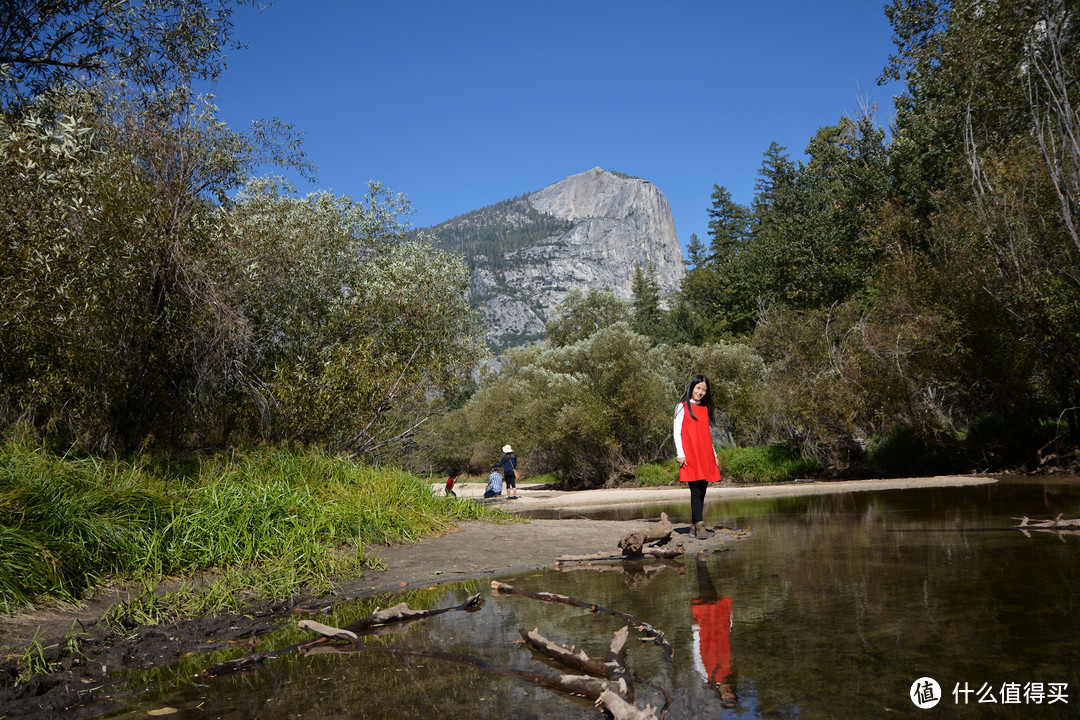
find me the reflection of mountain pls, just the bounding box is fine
[425,168,685,352]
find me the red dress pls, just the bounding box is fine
[678,402,722,483]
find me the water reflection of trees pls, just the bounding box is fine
[725,485,1080,718]
[115,483,1080,719]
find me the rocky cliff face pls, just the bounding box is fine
[427,167,685,352]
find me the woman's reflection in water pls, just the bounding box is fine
[691,554,736,707]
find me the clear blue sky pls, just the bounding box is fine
[209,1,904,253]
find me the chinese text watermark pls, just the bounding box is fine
[911,678,1069,709]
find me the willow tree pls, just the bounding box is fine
[219,180,485,458]
[0,0,251,108]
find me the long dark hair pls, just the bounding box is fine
[679,374,715,425]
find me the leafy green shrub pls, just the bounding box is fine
[634,459,680,486]
[961,412,1007,445]
[717,445,818,483]
[865,425,929,476]
[521,472,560,486]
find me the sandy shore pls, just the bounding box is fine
[440,474,997,513]
[349,474,999,596]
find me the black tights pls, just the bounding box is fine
[688,480,708,524]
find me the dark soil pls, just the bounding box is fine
[0,517,726,720]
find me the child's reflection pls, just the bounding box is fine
[691,555,736,707]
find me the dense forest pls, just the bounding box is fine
[2,1,1078,488]
[424,194,574,276]
[431,0,1080,484]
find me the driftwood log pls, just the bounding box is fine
[202,586,669,719]
[297,619,359,641]
[598,689,662,720]
[519,626,633,697]
[617,513,674,555]
[199,650,266,678]
[295,639,662,719]
[292,593,483,655]
[1013,514,1080,529]
[515,626,671,718]
[1013,515,1080,539]
[200,593,482,678]
[491,580,674,663]
[556,512,681,563]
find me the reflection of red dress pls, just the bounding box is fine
[691,597,732,683]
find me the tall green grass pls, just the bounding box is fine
[0,441,505,615]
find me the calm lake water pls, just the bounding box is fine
[106,476,1080,719]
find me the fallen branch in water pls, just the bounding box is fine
[519,626,634,699]
[491,581,674,663]
[201,594,481,678]
[372,645,661,720]
[598,689,663,720]
[1013,514,1080,540]
[297,619,358,641]
[1013,514,1080,529]
[200,650,266,678]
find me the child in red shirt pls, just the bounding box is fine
[445,471,461,497]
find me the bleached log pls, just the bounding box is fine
[597,689,661,720]
[519,629,595,670]
[297,620,358,641]
[342,593,482,633]
[617,513,674,555]
[518,626,633,700]
[203,594,486,674]
[645,544,685,559]
[641,512,674,541]
[1013,514,1080,529]
[557,674,627,699]
[606,625,629,662]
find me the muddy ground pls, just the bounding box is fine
[0,475,993,720]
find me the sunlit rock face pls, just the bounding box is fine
[428,167,685,353]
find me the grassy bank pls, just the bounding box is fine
[0,441,507,617]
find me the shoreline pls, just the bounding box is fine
[0,474,998,720]
[2,476,997,638]
[440,473,998,512]
[355,474,998,596]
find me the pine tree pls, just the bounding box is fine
[706,185,750,264]
[631,263,663,341]
[686,233,707,270]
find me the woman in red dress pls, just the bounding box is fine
[673,374,722,538]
